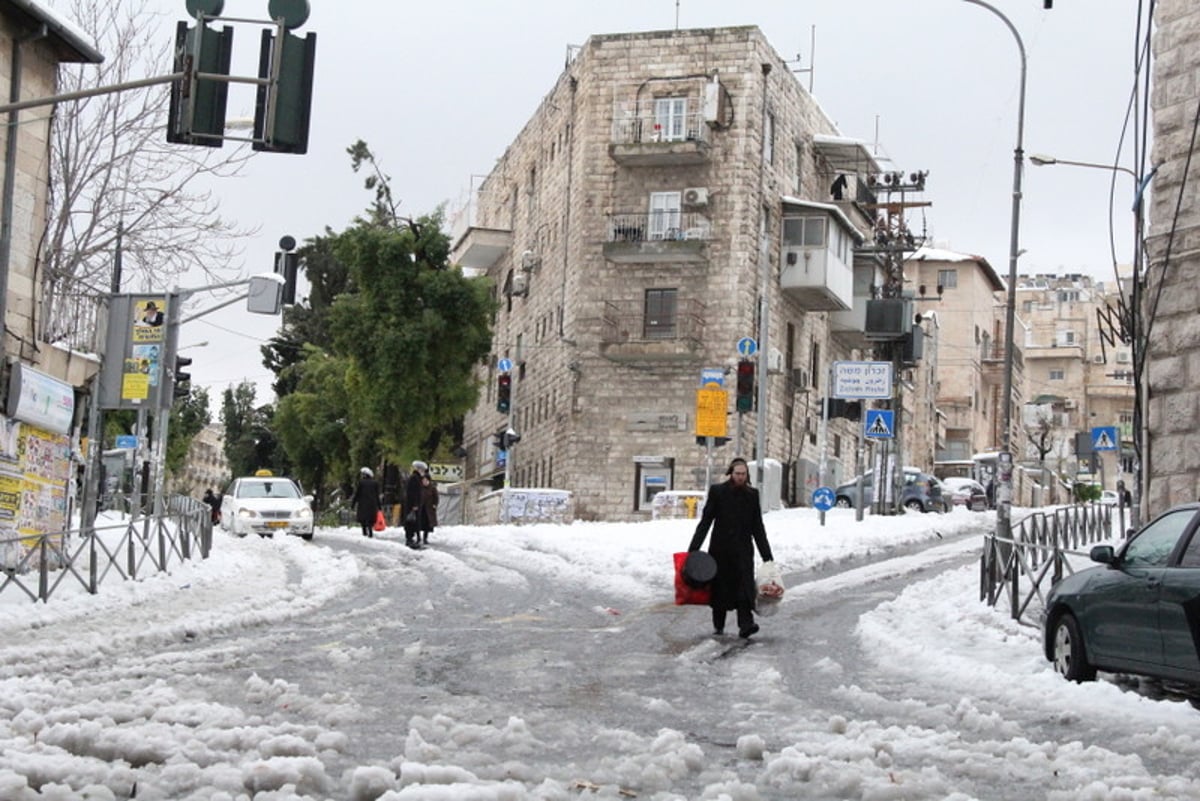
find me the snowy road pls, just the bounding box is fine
[2,509,1199,799]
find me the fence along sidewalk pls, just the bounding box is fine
[0,496,211,603]
[981,503,1114,623]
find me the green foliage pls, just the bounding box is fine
[220,383,287,477]
[260,140,496,497]
[165,387,211,475]
[1073,482,1102,503]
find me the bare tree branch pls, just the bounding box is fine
[38,0,258,346]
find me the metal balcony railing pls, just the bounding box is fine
[606,211,712,243]
[39,287,106,354]
[611,102,707,145]
[600,298,706,345]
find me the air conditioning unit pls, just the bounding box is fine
[683,187,709,207]
[1116,351,1131,363]
[1091,354,1105,364]
[790,368,809,389]
[767,347,784,374]
[1064,399,1078,410]
[511,273,529,297]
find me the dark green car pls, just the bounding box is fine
[1044,503,1200,686]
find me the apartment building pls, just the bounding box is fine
[1015,274,1134,490]
[452,26,939,521]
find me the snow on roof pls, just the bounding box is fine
[779,196,865,242]
[911,245,1005,292]
[8,0,104,64]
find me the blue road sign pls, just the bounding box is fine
[1092,426,1119,451]
[865,409,895,439]
[115,434,138,449]
[736,337,758,358]
[812,486,835,511]
[700,367,725,387]
[497,358,513,373]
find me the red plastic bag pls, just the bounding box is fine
[674,552,712,605]
[373,510,386,532]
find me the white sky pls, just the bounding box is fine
[58,1,1150,402]
[0,504,1194,799]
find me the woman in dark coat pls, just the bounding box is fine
[688,457,774,638]
[418,472,439,545]
[350,467,381,538]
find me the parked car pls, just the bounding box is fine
[1099,490,1119,506]
[941,477,989,511]
[1043,503,1200,688]
[220,474,314,540]
[834,467,946,513]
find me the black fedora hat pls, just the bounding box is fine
[682,551,717,588]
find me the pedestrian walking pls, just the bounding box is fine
[202,488,221,525]
[687,457,774,639]
[419,472,439,544]
[404,460,428,548]
[350,467,381,538]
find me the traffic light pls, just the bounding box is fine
[276,251,299,305]
[167,20,234,147]
[493,432,505,452]
[497,373,512,413]
[736,360,755,412]
[253,29,317,154]
[173,356,193,400]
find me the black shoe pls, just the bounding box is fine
[738,623,760,639]
[713,628,724,636]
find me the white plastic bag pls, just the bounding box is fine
[756,560,785,616]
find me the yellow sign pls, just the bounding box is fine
[695,388,728,437]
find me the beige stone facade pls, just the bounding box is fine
[1145,0,1200,509]
[168,423,229,500]
[454,27,941,521]
[0,5,102,390]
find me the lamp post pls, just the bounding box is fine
[962,0,1026,542]
[1028,153,1159,527]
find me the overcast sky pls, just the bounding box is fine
[95,1,1150,403]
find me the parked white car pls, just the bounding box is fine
[220,475,314,540]
[941,477,990,511]
[1099,490,1119,506]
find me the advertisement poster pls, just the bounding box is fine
[0,419,70,569]
[122,297,166,402]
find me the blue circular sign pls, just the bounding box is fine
[736,337,758,357]
[812,486,835,511]
[497,358,513,373]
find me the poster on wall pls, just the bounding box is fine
[0,418,70,570]
[6,363,74,435]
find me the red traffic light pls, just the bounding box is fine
[736,360,755,412]
[497,374,512,413]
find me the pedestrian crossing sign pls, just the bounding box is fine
[1091,426,1118,451]
[864,409,894,439]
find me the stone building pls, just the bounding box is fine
[1015,273,1133,493]
[453,26,936,521]
[168,423,229,500]
[1145,0,1200,508]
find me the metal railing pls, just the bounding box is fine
[0,496,212,603]
[600,298,706,346]
[610,102,707,145]
[39,286,106,353]
[606,211,712,243]
[980,502,1112,623]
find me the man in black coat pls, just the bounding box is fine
[350,467,381,538]
[403,460,428,548]
[688,457,774,639]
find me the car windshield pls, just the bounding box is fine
[237,480,300,500]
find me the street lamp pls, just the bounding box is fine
[1028,152,1159,527]
[961,0,1026,542]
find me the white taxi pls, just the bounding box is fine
[220,474,314,540]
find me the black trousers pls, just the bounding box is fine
[712,605,753,633]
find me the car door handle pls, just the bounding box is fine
[1146,577,1161,588]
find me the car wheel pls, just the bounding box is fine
[904,499,924,512]
[301,533,313,541]
[1052,613,1097,682]
[835,496,852,508]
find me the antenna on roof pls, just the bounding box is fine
[675,0,680,30]
[785,25,816,94]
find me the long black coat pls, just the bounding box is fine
[350,476,381,525]
[688,480,774,611]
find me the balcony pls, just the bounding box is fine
[598,299,706,363]
[609,103,710,167]
[980,342,1024,386]
[602,212,711,264]
[451,226,513,271]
